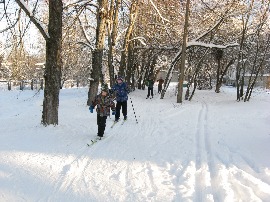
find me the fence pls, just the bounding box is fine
[0,79,44,91]
[0,79,89,90]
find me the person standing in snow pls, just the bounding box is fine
[111,76,129,122]
[89,84,115,140]
[146,76,155,99]
[157,76,164,94]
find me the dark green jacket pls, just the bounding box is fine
[147,79,154,88]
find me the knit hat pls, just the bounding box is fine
[101,83,109,92]
[117,76,123,81]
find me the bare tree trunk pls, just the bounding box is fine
[8,81,11,90]
[240,69,245,99]
[87,0,108,105]
[160,52,181,99]
[42,0,63,125]
[119,0,139,77]
[236,0,254,101]
[177,0,190,103]
[215,58,221,93]
[216,58,234,93]
[244,48,258,102]
[188,49,209,101]
[245,34,270,101]
[137,51,147,90]
[126,42,134,85]
[189,75,198,101]
[108,0,120,87]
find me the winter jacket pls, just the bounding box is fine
[91,94,115,117]
[112,82,129,102]
[147,79,155,88]
[157,79,164,86]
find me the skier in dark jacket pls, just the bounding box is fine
[157,77,164,94]
[111,76,129,122]
[146,77,155,99]
[89,84,115,139]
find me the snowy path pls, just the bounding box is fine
[0,85,270,201]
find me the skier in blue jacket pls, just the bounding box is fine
[111,76,129,122]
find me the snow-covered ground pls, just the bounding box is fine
[0,83,270,202]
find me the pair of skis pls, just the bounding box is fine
[87,137,104,146]
[110,119,127,128]
[87,119,127,146]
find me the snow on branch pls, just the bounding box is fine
[149,0,170,23]
[129,37,146,46]
[77,14,94,51]
[187,41,239,49]
[77,41,94,50]
[63,0,98,9]
[15,0,50,40]
[192,17,224,42]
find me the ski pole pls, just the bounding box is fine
[129,96,138,124]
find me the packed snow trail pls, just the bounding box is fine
[0,84,270,201]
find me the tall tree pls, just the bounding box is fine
[213,48,235,93]
[244,34,270,101]
[119,0,140,78]
[107,0,120,87]
[42,0,63,125]
[87,0,108,105]
[235,0,254,101]
[177,0,190,103]
[15,0,63,125]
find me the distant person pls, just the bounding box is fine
[157,77,164,94]
[146,76,155,99]
[111,76,129,122]
[89,84,115,140]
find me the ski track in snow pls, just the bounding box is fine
[0,85,270,201]
[194,100,220,202]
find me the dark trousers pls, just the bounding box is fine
[147,87,153,97]
[97,115,107,137]
[115,101,127,119]
[158,85,162,93]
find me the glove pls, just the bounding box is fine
[112,110,116,115]
[89,106,94,113]
[109,89,113,94]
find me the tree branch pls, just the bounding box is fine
[15,0,50,41]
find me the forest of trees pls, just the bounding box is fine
[0,0,269,125]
